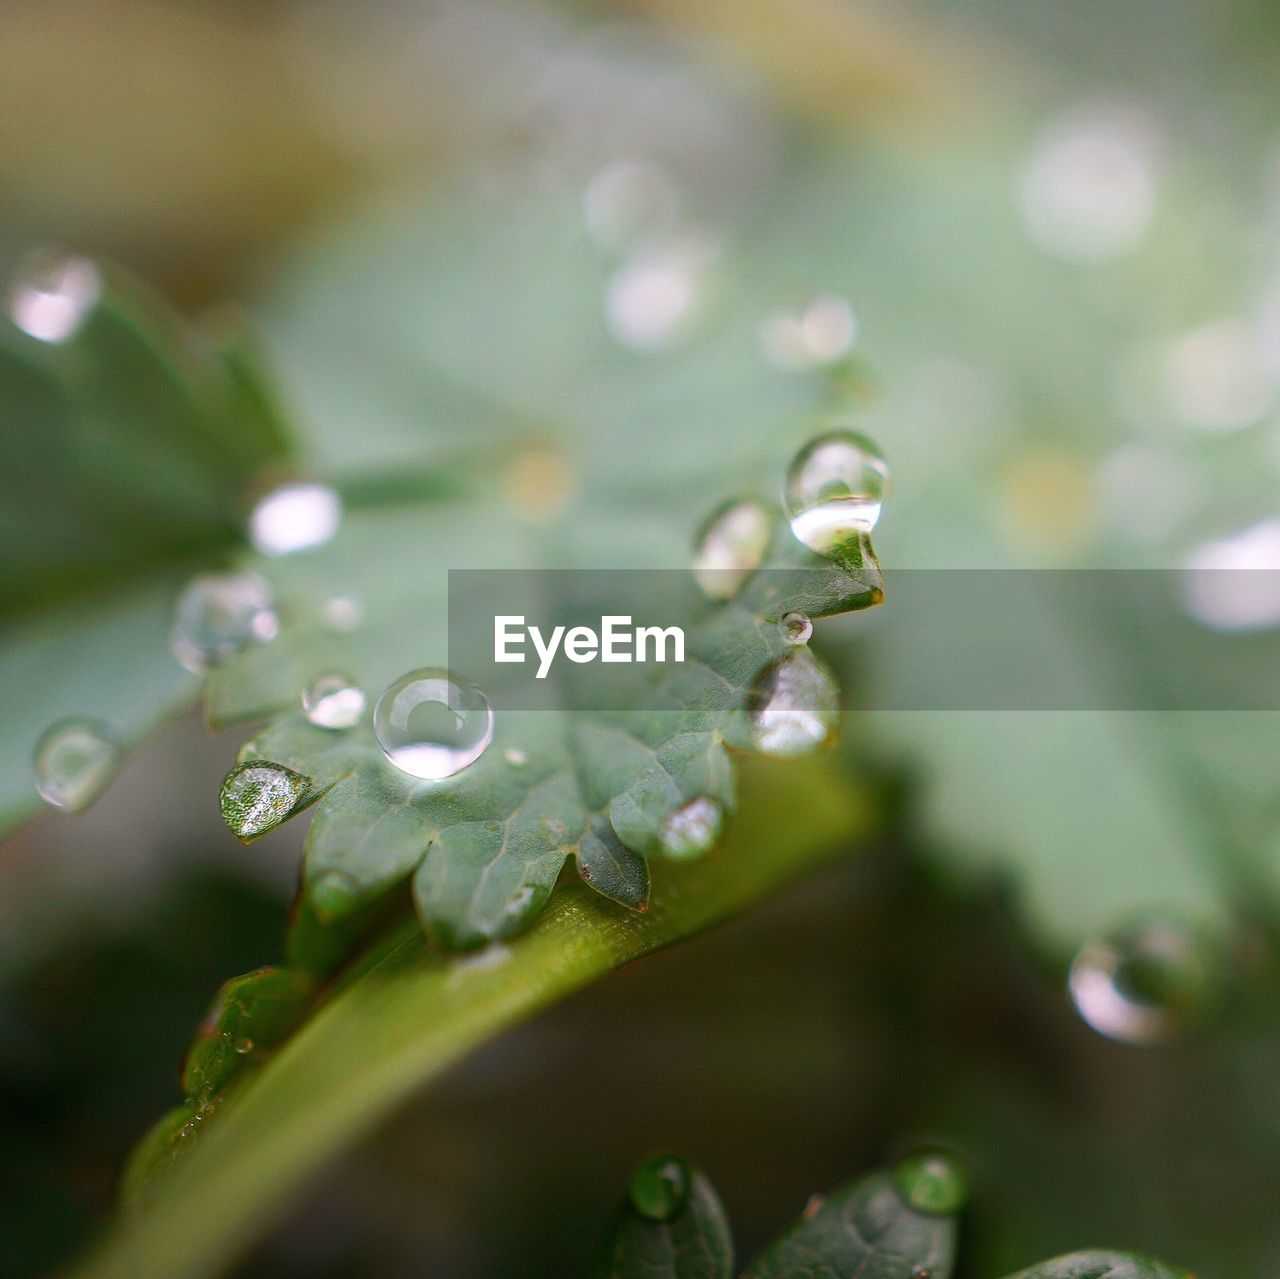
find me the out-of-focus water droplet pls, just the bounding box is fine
[1069,920,1215,1045]
[34,718,120,812]
[302,672,366,729]
[1096,444,1199,545]
[748,649,839,756]
[583,158,678,251]
[893,1149,968,1215]
[504,747,528,768]
[171,573,277,674]
[373,668,494,781]
[320,595,362,633]
[629,1153,690,1222]
[1021,103,1160,262]
[785,430,888,554]
[760,294,857,370]
[1164,318,1274,433]
[659,796,724,859]
[219,761,309,840]
[779,610,812,645]
[248,482,342,556]
[605,231,716,351]
[7,253,102,343]
[233,1037,254,1055]
[310,870,358,922]
[692,499,772,600]
[1182,519,1280,632]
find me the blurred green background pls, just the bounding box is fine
[4,0,1280,1275]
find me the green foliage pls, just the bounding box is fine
[595,1154,1187,1279]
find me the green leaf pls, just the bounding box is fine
[70,754,871,1279]
[0,263,292,833]
[591,1157,733,1279]
[1000,1252,1192,1279]
[741,1165,960,1279]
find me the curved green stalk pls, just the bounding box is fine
[71,754,871,1279]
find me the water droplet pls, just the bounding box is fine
[1069,921,1215,1045]
[784,430,888,555]
[659,796,724,859]
[248,482,342,556]
[373,668,494,781]
[692,499,773,600]
[605,231,716,351]
[504,747,528,768]
[779,610,812,645]
[170,573,277,674]
[583,158,678,251]
[1182,519,1280,632]
[749,649,839,756]
[629,1153,690,1221]
[220,761,309,840]
[760,294,857,370]
[233,1037,254,1055]
[302,672,366,729]
[33,718,120,812]
[1165,318,1273,433]
[893,1149,968,1215]
[7,253,101,343]
[1021,102,1160,262]
[320,595,363,633]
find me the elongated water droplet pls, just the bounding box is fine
[302,672,365,729]
[779,610,812,645]
[659,796,724,859]
[220,761,309,840]
[373,668,493,781]
[248,482,342,556]
[760,294,857,369]
[749,649,838,756]
[893,1149,968,1215]
[692,499,772,600]
[34,718,120,812]
[785,430,888,554]
[7,253,101,343]
[629,1153,691,1221]
[171,574,277,674]
[1069,921,1214,1045]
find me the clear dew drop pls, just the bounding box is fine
[659,796,724,859]
[248,482,342,556]
[759,293,857,370]
[7,253,102,343]
[779,610,813,645]
[373,668,494,781]
[893,1148,969,1216]
[629,1153,691,1222]
[219,761,309,840]
[784,430,889,555]
[170,573,278,674]
[1069,920,1214,1046]
[302,672,366,730]
[33,718,120,812]
[749,649,839,757]
[233,1037,254,1055]
[692,499,773,600]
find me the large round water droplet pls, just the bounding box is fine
[7,253,101,343]
[248,482,342,556]
[302,672,366,730]
[893,1149,968,1215]
[784,430,888,554]
[748,650,838,756]
[373,669,494,781]
[692,499,773,600]
[171,574,277,674]
[1069,920,1214,1045]
[34,718,120,812]
[659,796,724,859]
[629,1153,691,1221]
